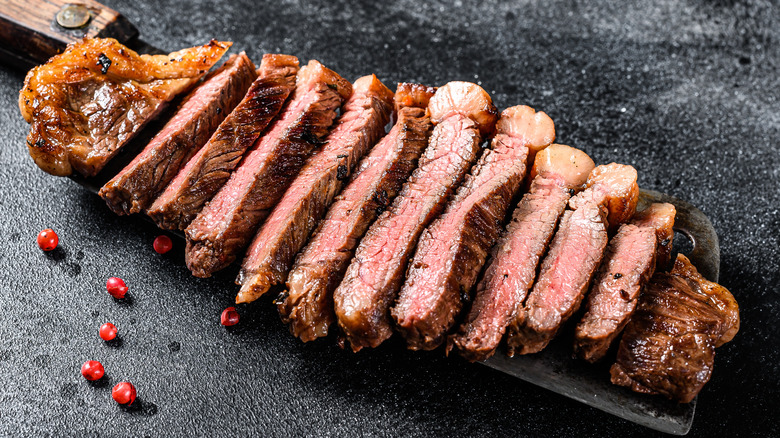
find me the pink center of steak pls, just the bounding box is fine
[573,224,656,362]
[334,114,482,351]
[235,76,393,302]
[509,203,608,355]
[448,176,571,361]
[146,54,298,230]
[185,62,349,279]
[99,53,256,215]
[280,107,432,342]
[391,129,531,350]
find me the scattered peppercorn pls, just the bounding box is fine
[153,235,173,254]
[81,360,105,381]
[99,323,118,341]
[106,277,128,299]
[220,307,239,326]
[37,228,59,251]
[112,381,136,405]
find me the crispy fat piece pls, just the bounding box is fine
[20,37,231,177]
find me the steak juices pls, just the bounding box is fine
[20,37,740,404]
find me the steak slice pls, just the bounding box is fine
[99,53,257,215]
[280,84,435,342]
[236,75,394,304]
[186,60,352,279]
[448,144,595,362]
[610,254,739,403]
[391,106,555,351]
[20,38,230,177]
[147,54,299,230]
[333,81,497,351]
[631,202,677,269]
[573,202,676,363]
[508,163,638,355]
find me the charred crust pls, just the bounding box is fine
[273,291,289,305]
[97,53,111,74]
[336,164,348,181]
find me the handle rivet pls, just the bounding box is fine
[56,4,92,29]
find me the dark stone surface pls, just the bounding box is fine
[0,0,777,436]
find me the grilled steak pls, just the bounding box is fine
[147,54,299,230]
[186,60,352,279]
[631,202,676,269]
[99,53,257,215]
[20,38,230,177]
[508,163,638,355]
[280,84,435,342]
[392,106,555,351]
[334,82,497,351]
[393,82,437,115]
[574,202,676,363]
[448,144,595,361]
[236,75,394,303]
[569,163,640,231]
[610,254,739,403]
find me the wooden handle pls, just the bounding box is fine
[0,0,138,67]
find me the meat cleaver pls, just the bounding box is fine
[0,0,707,434]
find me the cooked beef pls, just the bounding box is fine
[20,38,230,177]
[610,254,739,403]
[147,54,299,230]
[448,144,595,361]
[393,82,437,115]
[666,254,740,347]
[508,204,609,354]
[569,163,640,231]
[280,85,434,342]
[185,60,352,279]
[631,202,677,269]
[333,82,497,351]
[391,106,554,351]
[99,53,257,215]
[235,75,394,303]
[574,202,676,363]
[508,163,639,355]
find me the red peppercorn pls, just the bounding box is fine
[99,323,118,341]
[153,235,173,254]
[81,360,105,381]
[37,228,59,251]
[106,277,128,299]
[220,307,239,326]
[112,381,136,405]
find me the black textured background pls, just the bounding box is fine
[1,0,778,436]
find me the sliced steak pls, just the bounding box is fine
[631,202,676,269]
[280,85,434,342]
[99,53,257,215]
[507,204,609,354]
[236,75,394,304]
[186,60,352,279]
[20,38,231,177]
[574,202,676,363]
[610,254,739,403]
[569,163,640,231]
[391,106,554,351]
[147,54,299,230]
[447,144,595,362]
[393,82,437,115]
[508,163,638,355]
[333,82,497,352]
